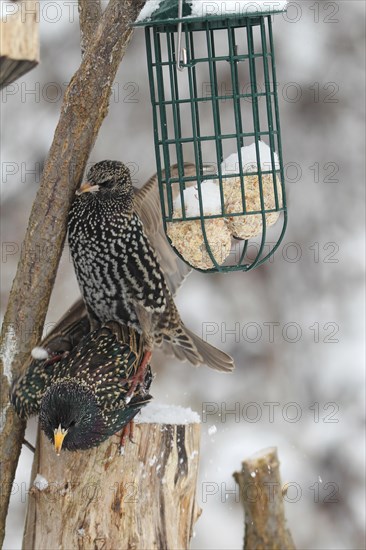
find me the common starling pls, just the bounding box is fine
[12,313,152,453]
[68,161,234,385]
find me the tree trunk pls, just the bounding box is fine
[233,447,296,550]
[23,418,201,549]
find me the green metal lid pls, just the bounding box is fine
[134,0,287,27]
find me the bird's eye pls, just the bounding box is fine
[68,420,77,428]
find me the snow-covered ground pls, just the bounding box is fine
[1,1,365,549]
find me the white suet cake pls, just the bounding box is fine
[221,142,283,239]
[167,180,232,269]
[167,215,231,270]
[166,143,283,267]
[222,173,282,239]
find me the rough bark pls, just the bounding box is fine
[0,1,146,544]
[0,0,39,88]
[233,447,296,550]
[78,0,102,57]
[23,422,201,550]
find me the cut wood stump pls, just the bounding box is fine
[0,0,39,88]
[234,447,296,550]
[23,408,201,550]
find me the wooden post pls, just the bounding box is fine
[233,447,296,550]
[0,0,39,88]
[23,412,201,549]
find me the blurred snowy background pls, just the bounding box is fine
[1,1,365,548]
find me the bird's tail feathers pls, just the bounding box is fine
[162,326,234,372]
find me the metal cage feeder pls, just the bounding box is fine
[135,1,288,273]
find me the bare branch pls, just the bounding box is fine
[78,0,102,56]
[0,0,146,543]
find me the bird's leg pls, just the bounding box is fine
[43,351,69,369]
[119,420,135,454]
[125,350,152,401]
[127,306,154,399]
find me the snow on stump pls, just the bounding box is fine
[23,404,201,550]
[233,447,296,550]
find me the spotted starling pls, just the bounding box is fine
[12,309,152,453]
[68,161,234,380]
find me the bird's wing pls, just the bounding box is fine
[58,322,152,413]
[156,296,235,373]
[134,163,195,296]
[59,325,135,381]
[98,322,153,415]
[11,300,89,419]
[159,331,234,372]
[41,299,90,353]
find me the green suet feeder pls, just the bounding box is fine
[135,0,288,273]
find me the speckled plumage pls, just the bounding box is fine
[69,189,166,330]
[12,320,152,451]
[68,161,234,372]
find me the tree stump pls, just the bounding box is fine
[0,0,39,88]
[233,447,296,550]
[23,406,201,550]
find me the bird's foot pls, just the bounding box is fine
[125,350,152,402]
[119,421,135,454]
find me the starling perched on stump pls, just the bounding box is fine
[12,312,152,453]
[68,161,234,384]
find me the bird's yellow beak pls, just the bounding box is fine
[76,182,100,196]
[54,424,68,455]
